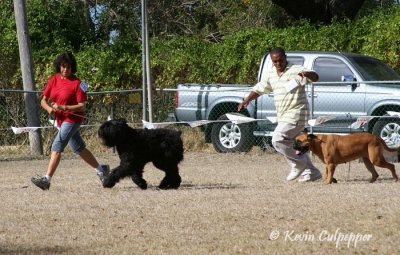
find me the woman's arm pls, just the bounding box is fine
[52,102,86,112]
[40,96,55,115]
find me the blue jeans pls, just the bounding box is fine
[51,122,86,154]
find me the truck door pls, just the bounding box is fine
[310,57,365,133]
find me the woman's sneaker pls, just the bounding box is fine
[31,174,50,190]
[97,165,110,183]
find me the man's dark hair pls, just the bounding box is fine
[269,47,286,57]
[53,52,77,74]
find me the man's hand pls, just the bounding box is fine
[238,91,259,111]
[237,101,248,111]
[298,71,319,82]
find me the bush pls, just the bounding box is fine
[7,6,400,91]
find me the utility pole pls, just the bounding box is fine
[141,0,153,123]
[13,0,43,155]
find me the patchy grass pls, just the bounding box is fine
[0,151,399,254]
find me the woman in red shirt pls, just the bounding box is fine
[31,52,109,190]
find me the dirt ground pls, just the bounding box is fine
[0,150,399,255]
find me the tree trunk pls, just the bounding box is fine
[13,0,43,156]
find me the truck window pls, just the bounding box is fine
[348,55,400,81]
[313,57,354,82]
[287,56,304,66]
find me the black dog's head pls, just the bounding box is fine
[293,129,317,155]
[98,118,130,147]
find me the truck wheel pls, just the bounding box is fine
[372,117,400,148]
[211,113,254,153]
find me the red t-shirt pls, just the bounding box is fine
[42,74,87,126]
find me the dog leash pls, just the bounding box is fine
[53,110,108,126]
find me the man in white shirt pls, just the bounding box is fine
[238,47,321,182]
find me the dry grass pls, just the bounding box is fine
[1,151,400,255]
[180,126,214,152]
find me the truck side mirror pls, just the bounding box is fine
[341,75,358,91]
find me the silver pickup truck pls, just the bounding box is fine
[174,51,400,153]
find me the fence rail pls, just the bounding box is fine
[2,80,400,158]
[0,89,175,159]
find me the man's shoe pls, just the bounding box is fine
[286,168,306,181]
[97,164,110,183]
[31,174,50,190]
[298,170,322,182]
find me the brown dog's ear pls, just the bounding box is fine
[303,128,308,133]
[307,134,316,140]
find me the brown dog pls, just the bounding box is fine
[293,131,399,184]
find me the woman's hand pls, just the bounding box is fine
[51,103,66,111]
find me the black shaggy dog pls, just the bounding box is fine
[98,118,184,190]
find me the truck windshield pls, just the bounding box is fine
[348,55,400,81]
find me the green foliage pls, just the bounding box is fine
[150,31,267,86]
[353,8,400,69]
[0,1,19,88]
[76,40,142,91]
[148,6,400,88]
[2,3,400,91]
[27,0,94,52]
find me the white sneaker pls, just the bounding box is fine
[286,168,306,181]
[97,164,110,183]
[298,170,322,182]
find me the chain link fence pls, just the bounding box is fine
[0,89,182,160]
[2,81,400,159]
[173,81,400,153]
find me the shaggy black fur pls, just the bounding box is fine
[98,118,184,190]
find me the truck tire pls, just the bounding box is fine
[211,113,254,153]
[372,117,400,148]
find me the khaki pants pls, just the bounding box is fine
[272,122,319,174]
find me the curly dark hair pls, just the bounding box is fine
[53,52,77,74]
[269,47,286,57]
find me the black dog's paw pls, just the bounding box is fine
[131,177,148,190]
[158,183,181,190]
[102,177,116,188]
[136,181,148,190]
[158,177,181,190]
